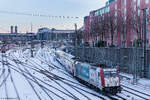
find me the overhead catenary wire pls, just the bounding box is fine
[0,10,80,19]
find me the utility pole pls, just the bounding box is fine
[74,23,77,58]
[142,8,147,78]
[31,22,33,33]
[133,47,138,84]
[31,39,34,57]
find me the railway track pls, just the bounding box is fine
[7,59,66,99]
[55,60,125,100]
[8,64,66,100]
[10,51,109,100]
[34,49,128,100]
[0,53,20,100]
[122,84,150,97]
[35,53,108,99]
[1,48,118,100]
[7,56,103,100]
[43,71,106,100]
[122,85,150,100]
[34,50,124,100]
[6,53,44,100]
[8,54,83,100]
[0,68,5,80]
[6,47,150,100]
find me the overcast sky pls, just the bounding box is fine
[0,0,107,33]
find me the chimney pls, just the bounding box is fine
[15,26,18,33]
[11,26,13,33]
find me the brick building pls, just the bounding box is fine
[84,0,150,47]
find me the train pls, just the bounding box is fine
[0,45,9,53]
[0,44,16,53]
[56,50,122,95]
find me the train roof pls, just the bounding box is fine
[56,50,74,59]
[90,63,110,68]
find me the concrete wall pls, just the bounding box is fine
[69,47,150,78]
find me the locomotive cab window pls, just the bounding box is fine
[104,71,117,78]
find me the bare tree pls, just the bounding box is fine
[90,11,117,46]
[90,15,108,46]
[120,13,127,46]
[98,14,109,41]
[132,10,142,39]
[106,11,117,46]
[90,16,99,42]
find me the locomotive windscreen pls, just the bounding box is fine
[104,71,117,78]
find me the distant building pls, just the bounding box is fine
[0,32,36,44]
[37,27,51,40]
[37,27,75,42]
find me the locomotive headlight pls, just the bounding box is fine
[107,84,109,87]
[104,78,109,87]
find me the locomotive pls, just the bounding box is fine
[56,50,121,95]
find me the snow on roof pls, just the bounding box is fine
[52,30,75,34]
[37,27,75,34]
[56,50,74,59]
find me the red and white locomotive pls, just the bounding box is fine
[56,50,121,95]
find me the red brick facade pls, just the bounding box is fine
[84,0,150,47]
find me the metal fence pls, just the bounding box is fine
[67,47,150,79]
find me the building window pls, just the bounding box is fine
[147,8,149,14]
[146,8,149,24]
[122,0,126,6]
[137,0,140,6]
[134,5,136,11]
[146,0,149,4]
[115,11,117,17]
[106,7,108,12]
[115,4,117,10]
[138,9,140,16]
[115,18,117,24]
[124,0,126,6]
[108,6,110,12]
[124,16,126,21]
[124,8,126,15]
[102,9,104,14]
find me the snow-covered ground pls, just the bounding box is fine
[0,46,109,100]
[120,72,150,100]
[0,45,150,100]
[120,72,150,91]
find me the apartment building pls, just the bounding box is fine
[84,0,150,47]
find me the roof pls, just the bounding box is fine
[52,30,75,34]
[37,27,75,34]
